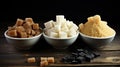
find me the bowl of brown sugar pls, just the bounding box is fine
[4,18,42,50]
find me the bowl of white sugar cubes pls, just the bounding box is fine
[43,15,79,49]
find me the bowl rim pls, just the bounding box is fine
[43,31,79,40]
[79,31,116,39]
[4,30,42,40]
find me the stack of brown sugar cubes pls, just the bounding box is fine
[7,18,41,38]
[27,57,55,67]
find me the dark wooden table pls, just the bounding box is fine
[0,22,120,67]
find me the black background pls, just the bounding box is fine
[0,0,119,31]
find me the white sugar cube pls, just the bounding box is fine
[68,28,77,37]
[52,22,56,27]
[70,24,78,31]
[44,28,48,34]
[61,27,69,33]
[50,32,58,38]
[54,25,61,33]
[59,31,67,38]
[44,28,56,36]
[61,23,69,33]
[61,21,67,28]
[56,15,67,27]
[44,28,51,36]
[56,15,65,23]
[66,21,74,29]
[44,20,54,29]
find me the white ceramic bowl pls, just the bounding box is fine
[79,31,116,49]
[43,32,79,49]
[4,30,42,50]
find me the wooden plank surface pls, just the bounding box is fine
[0,51,120,66]
[1,36,120,67]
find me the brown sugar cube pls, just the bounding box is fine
[27,35,33,38]
[27,57,36,63]
[25,18,34,25]
[40,57,47,62]
[40,61,48,67]
[16,26,25,33]
[47,57,55,63]
[8,27,12,30]
[19,32,27,38]
[26,29,32,35]
[8,26,16,31]
[15,18,24,26]
[35,30,41,35]
[31,30,36,35]
[32,23,40,30]
[23,22,32,29]
[7,30,17,37]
